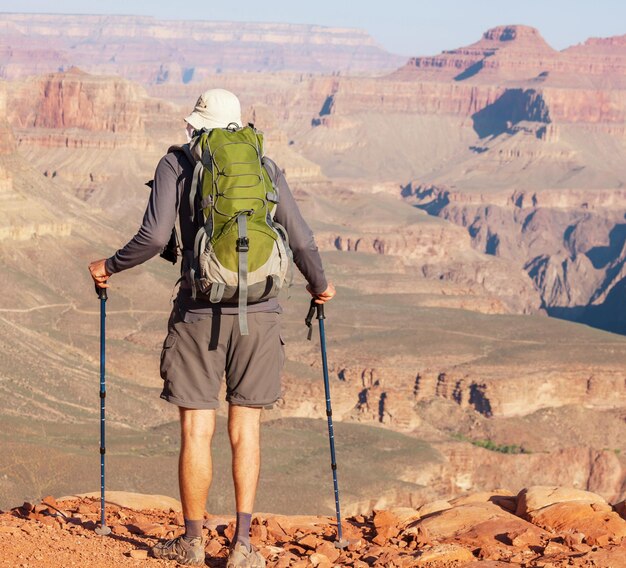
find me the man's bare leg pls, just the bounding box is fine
[179,407,216,526]
[152,408,214,564]
[228,405,262,549]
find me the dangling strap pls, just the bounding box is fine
[236,213,250,336]
[189,160,203,224]
[274,221,294,290]
[189,267,197,301]
[210,283,225,303]
[169,277,184,305]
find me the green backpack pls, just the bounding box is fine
[181,124,290,335]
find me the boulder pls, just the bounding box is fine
[515,486,607,517]
[528,501,626,546]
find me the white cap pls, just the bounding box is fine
[185,88,242,131]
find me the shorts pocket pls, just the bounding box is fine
[160,332,179,377]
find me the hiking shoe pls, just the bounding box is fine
[226,542,265,568]
[151,535,205,566]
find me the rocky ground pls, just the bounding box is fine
[1,487,626,567]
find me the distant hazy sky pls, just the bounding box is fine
[1,0,624,56]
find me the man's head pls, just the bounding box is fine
[185,88,242,133]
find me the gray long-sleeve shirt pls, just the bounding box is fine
[106,150,327,317]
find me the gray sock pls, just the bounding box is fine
[184,518,203,539]
[234,512,252,549]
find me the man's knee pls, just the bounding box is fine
[228,405,261,445]
[180,407,216,440]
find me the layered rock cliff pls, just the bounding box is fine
[8,68,149,148]
[397,25,626,88]
[0,13,405,81]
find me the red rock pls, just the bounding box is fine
[507,527,543,548]
[250,523,268,543]
[285,544,307,555]
[407,502,544,542]
[372,509,403,544]
[110,524,130,536]
[372,533,388,546]
[563,531,585,546]
[129,549,148,559]
[41,495,57,508]
[309,553,331,568]
[205,539,223,556]
[516,486,607,518]
[203,515,231,533]
[476,544,502,560]
[528,501,626,546]
[409,525,431,547]
[297,533,321,550]
[37,516,56,527]
[224,521,236,543]
[416,500,451,517]
[416,543,475,564]
[589,533,611,547]
[125,521,164,536]
[273,557,293,568]
[336,552,352,565]
[266,517,288,541]
[347,537,363,551]
[542,540,570,556]
[373,550,403,567]
[315,540,341,563]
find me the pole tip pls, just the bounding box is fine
[95,525,112,536]
[334,539,349,549]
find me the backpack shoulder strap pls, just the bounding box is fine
[168,144,197,168]
[169,143,205,225]
[261,156,280,204]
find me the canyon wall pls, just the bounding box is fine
[0,14,406,81]
[397,25,626,87]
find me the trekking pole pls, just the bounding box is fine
[306,299,348,549]
[94,285,111,536]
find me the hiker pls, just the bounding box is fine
[88,88,335,567]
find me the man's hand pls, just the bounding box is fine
[307,282,336,304]
[89,258,111,289]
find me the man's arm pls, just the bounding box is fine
[89,155,179,287]
[269,159,335,303]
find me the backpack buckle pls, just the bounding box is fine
[236,237,250,252]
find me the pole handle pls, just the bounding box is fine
[305,299,326,340]
[95,284,108,301]
[315,302,325,320]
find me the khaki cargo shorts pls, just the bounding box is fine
[159,305,284,409]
